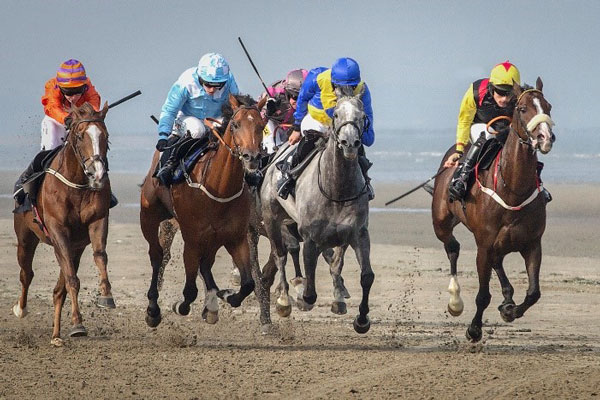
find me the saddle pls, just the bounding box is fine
[153,136,215,186]
[14,146,63,214]
[476,137,504,171]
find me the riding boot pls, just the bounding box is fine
[276,157,294,200]
[537,161,552,203]
[13,160,37,206]
[109,192,119,208]
[155,136,181,186]
[448,136,486,202]
[358,154,375,201]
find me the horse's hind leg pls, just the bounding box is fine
[51,270,67,346]
[13,222,39,318]
[351,227,374,334]
[158,219,179,291]
[493,256,517,322]
[466,248,493,342]
[433,214,464,317]
[88,218,115,309]
[140,204,166,328]
[298,239,320,312]
[172,242,200,317]
[247,226,271,327]
[323,246,349,315]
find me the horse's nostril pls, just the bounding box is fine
[353,140,360,148]
[341,140,348,147]
[551,133,556,143]
[242,154,251,161]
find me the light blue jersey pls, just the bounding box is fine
[158,67,239,137]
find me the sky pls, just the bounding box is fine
[1,0,599,142]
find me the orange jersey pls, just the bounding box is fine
[41,78,101,124]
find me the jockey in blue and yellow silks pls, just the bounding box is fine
[277,57,376,200]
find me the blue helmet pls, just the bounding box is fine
[197,53,230,83]
[331,57,361,86]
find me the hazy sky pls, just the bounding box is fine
[1,0,599,142]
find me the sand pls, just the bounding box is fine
[0,172,598,399]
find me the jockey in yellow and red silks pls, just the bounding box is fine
[277,57,375,200]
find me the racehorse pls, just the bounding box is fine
[13,102,115,346]
[140,94,268,328]
[432,78,555,342]
[260,86,373,333]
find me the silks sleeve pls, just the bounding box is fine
[158,83,188,137]
[41,79,69,124]
[361,83,375,146]
[455,83,477,153]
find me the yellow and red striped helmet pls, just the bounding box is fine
[489,61,520,87]
[56,59,87,88]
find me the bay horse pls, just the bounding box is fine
[432,78,555,342]
[260,87,373,333]
[13,102,115,346]
[140,94,268,328]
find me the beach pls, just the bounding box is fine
[0,172,599,399]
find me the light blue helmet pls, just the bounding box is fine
[331,57,361,86]
[197,53,230,83]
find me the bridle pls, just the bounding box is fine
[330,97,367,144]
[67,118,109,181]
[206,105,263,162]
[513,89,555,149]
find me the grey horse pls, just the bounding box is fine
[260,86,373,334]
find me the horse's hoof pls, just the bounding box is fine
[331,301,347,315]
[12,304,28,318]
[172,301,190,316]
[353,315,371,334]
[96,296,116,309]
[204,310,219,325]
[50,337,64,347]
[447,303,463,317]
[276,302,292,318]
[145,313,162,328]
[68,324,88,337]
[499,303,516,322]
[295,298,314,312]
[466,326,482,342]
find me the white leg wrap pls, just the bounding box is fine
[13,303,28,318]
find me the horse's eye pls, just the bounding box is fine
[518,106,527,113]
[231,121,239,130]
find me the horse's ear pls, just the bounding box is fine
[257,95,267,111]
[512,80,522,98]
[229,93,240,109]
[356,84,366,98]
[99,101,109,119]
[536,77,543,92]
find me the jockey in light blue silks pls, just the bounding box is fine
[277,57,375,200]
[155,52,240,185]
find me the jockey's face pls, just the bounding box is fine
[64,92,83,105]
[492,86,514,108]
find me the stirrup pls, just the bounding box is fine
[448,179,467,202]
[277,178,292,200]
[156,163,175,186]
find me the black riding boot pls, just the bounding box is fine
[109,192,119,208]
[13,162,37,206]
[358,153,375,201]
[448,136,486,202]
[537,161,552,203]
[155,136,181,186]
[276,157,294,200]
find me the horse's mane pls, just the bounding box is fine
[72,102,99,119]
[521,83,533,91]
[219,94,258,134]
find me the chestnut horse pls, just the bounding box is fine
[432,78,555,342]
[13,102,115,346]
[140,94,267,328]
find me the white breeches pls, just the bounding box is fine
[470,123,493,143]
[41,115,67,151]
[300,114,328,136]
[172,114,211,139]
[262,120,289,154]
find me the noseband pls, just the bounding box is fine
[513,89,555,148]
[207,105,262,160]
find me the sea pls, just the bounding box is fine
[1,127,598,184]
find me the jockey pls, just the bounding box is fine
[260,69,308,154]
[445,61,551,202]
[155,52,239,185]
[277,57,375,200]
[13,59,117,207]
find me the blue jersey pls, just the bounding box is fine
[158,67,239,137]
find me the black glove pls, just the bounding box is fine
[156,137,168,151]
[266,97,278,116]
[64,116,73,131]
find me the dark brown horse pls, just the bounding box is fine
[432,78,555,342]
[13,102,115,346]
[140,94,267,328]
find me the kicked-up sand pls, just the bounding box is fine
[0,171,598,399]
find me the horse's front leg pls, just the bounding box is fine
[140,206,165,328]
[511,241,542,320]
[247,226,271,327]
[323,246,349,315]
[220,238,255,308]
[467,248,493,342]
[298,239,320,312]
[493,255,517,322]
[352,227,374,334]
[172,242,201,317]
[88,217,115,309]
